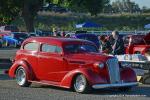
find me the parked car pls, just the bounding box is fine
[0,37,2,48]
[40,3,68,13]
[0,32,11,48]
[71,33,100,48]
[3,32,29,47]
[0,25,19,32]
[124,33,150,55]
[8,37,138,93]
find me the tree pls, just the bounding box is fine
[0,0,109,31]
[111,0,141,13]
[46,0,109,16]
[0,0,43,32]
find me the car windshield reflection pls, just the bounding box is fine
[64,44,98,53]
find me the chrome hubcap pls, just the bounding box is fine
[74,75,86,91]
[16,68,26,85]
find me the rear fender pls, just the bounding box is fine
[9,60,34,80]
[60,67,107,88]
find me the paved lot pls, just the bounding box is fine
[0,47,150,100]
[0,70,150,100]
[0,47,18,59]
[0,47,17,69]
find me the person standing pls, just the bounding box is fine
[99,35,112,54]
[110,31,125,55]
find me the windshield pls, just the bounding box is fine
[64,44,98,53]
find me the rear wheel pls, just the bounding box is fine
[0,41,2,48]
[15,66,31,87]
[5,40,9,47]
[14,42,20,48]
[73,74,91,93]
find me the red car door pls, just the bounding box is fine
[37,44,67,82]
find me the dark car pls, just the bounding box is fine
[0,25,19,32]
[0,37,2,48]
[71,33,100,48]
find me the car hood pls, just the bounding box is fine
[66,52,114,64]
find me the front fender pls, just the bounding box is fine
[9,60,34,80]
[120,67,137,82]
[60,67,107,88]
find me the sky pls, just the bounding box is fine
[110,0,150,8]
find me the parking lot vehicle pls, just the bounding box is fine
[40,3,68,13]
[69,33,100,48]
[0,37,2,48]
[124,33,150,55]
[0,32,11,47]
[3,32,29,47]
[8,37,138,93]
[0,25,19,32]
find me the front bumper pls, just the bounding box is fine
[92,82,138,89]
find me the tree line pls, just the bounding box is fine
[0,0,149,32]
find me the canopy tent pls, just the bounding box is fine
[144,24,150,29]
[75,22,103,28]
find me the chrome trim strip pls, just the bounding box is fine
[106,58,120,84]
[92,82,138,89]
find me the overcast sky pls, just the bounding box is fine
[110,0,150,8]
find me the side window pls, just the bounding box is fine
[41,44,62,53]
[24,42,39,51]
[56,46,62,53]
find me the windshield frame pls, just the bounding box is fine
[63,43,99,54]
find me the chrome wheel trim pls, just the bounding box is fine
[74,75,86,92]
[16,68,26,86]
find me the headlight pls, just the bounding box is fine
[94,62,104,69]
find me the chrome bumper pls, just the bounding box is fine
[92,82,138,89]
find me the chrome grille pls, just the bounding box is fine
[106,58,120,84]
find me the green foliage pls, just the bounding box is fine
[45,0,110,16]
[0,0,43,32]
[14,12,149,31]
[111,0,141,13]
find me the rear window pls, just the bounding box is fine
[24,42,39,51]
[41,44,62,53]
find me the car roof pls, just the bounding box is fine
[24,37,95,46]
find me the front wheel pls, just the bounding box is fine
[73,74,91,93]
[15,66,31,87]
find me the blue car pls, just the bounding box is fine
[71,33,100,48]
[3,32,29,48]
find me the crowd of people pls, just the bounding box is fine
[53,29,125,55]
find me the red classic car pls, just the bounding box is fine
[8,37,138,93]
[124,33,150,55]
